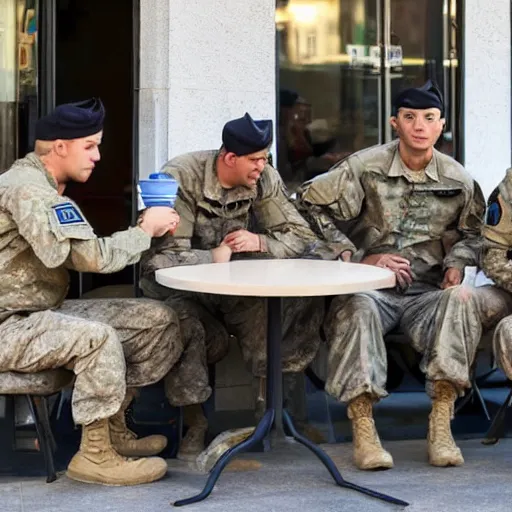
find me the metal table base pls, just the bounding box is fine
[173,297,409,508]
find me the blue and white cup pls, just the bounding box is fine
[138,173,179,210]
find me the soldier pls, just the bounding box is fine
[140,113,331,459]
[0,98,185,486]
[481,171,512,382]
[295,81,492,470]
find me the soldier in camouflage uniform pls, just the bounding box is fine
[296,81,500,470]
[0,99,185,486]
[141,113,329,459]
[481,170,512,381]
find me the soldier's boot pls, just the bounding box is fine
[110,388,167,457]
[66,419,168,486]
[348,394,394,470]
[428,380,464,467]
[177,404,208,462]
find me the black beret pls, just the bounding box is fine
[393,80,444,116]
[279,89,299,108]
[222,113,273,156]
[35,98,105,141]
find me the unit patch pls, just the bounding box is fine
[52,203,86,225]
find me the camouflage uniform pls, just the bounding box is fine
[296,140,500,402]
[0,154,183,425]
[141,150,326,404]
[481,169,512,380]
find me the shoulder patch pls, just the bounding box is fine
[486,188,502,226]
[487,201,501,226]
[52,203,86,226]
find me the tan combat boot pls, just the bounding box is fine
[427,380,464,467]
[176,404,208,462]
[110,388,167,457]
[66,419,168,486]
[348,394,394,470]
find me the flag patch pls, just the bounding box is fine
[52,203,86,225]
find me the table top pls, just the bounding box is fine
[155,259,396,297]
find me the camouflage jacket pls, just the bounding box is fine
[295,140,485,287]
[481,168,512,294]
[140,150,328,291]
[0,153,151,320]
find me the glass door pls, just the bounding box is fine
[276,0,462,191]
[276,0,382,190]
[0,0,39,171]
[386,0,459,157]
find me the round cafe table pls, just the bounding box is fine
[155,259,408,508]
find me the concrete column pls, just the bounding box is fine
[139,0,276,178]
[464,0,511,198]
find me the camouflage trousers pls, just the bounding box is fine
[491,309,512,381]
[0,298,182,426]
[323,283,512,403]
[162,289,324,407]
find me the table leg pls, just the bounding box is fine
[282,410,408,506]
[266,297,285,439]
[173,409,274,507]
[172,297,281,507]
[173,296,408,508]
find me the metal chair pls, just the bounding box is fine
[0,369,74,482]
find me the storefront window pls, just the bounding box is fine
[0,0,17,170]
[276,0,461,191]
[0,0,38,171]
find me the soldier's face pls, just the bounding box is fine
[391,108,444,151]
[62,131,103,183]
[233,149,269,188]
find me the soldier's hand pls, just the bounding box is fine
[362,253,413,287]
[340,250,352,262]
[211,244,233,263]
[222,230,261,253]
[138,207,180,237]
[441,267,462,289]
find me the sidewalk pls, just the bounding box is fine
[2,437,511,512]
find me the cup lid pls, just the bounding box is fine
[148,173,173,180]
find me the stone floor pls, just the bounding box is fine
[2,364,512,512]
[1,437,512,512]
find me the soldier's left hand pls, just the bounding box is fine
[222,230,261,253]
[340,250,352,262]
[441,267,463,289]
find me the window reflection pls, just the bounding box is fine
[0,0,38,172]
[276,0,460,191]
[277,0,380,191]
[0,0,17,170]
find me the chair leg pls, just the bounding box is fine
[26,396,57,483]
[0,396,15,473]
[472,382,491,421]
[482,388,512,445]
[454,378,491,421]
[454,388,474,416]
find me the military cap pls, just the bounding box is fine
[222,113,273,156]
[393,80,444,116]
[280,89,299,108]
[35,98,105,141]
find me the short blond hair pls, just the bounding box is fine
[34,140,55,156]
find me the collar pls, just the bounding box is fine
[387,142,439,182]
[25,152,59,190]
[203,151,258,204]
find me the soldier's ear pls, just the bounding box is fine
[54,140,68,157]
[224,152,238,168]
[389,116,398,131]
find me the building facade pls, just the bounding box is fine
[0,0,510,246]
[0,0,510,429]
